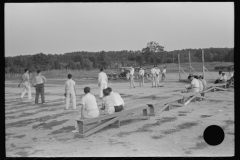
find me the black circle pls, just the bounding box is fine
[203,125,225,146]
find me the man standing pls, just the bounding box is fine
[98,68,108,99]
[18,69,31,101]
[155,66,161,87]
[138,67,145,87]
[129,66,135,88]
[161,66,166,82]
[64,74,76,110]
[151,65,157,87]
[107,87,125,112]
[32,70,47,104]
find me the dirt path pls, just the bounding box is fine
[5,79,234,157]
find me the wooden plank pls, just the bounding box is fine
[215,87,227,91]
[169,102,184,108]
[81,116,120,138]
[78,105,148,125]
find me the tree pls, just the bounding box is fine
[142,41,164,53]
[66,60,76,70]
[97,51,110,69]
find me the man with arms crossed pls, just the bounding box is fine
[107,87,124,112]
[18,69,32,101]
[72,87,99,133]
[98,68,108,99]
[32,70,47,104]
[64,74,76,110]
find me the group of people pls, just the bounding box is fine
[126,65,167,88]
[72,86,124,133]
[18,69,47,104]
[214,71,233,84]
[150,65,166,87]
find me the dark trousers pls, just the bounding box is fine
[35,83,45,104]
[114,105,124,112]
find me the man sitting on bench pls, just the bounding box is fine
[184,75,200,93]
[199,76,207,91]
[107,87,125,112]
[194,76,203,92]
[72,87,99,133]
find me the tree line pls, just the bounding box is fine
[5,41,234,74]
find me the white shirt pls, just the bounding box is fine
[162,68,166,74]
[139,69,144,76]
[22,73,29,83]
[191,78,200,88]
[155,68,161,75]
[65,79,76,92]
[109,92,125,106]
[198,79,203,92]
[151,68,156,75]
[35,75,47,84]
[130,68,134,75]
[223,75,227,81]
[81,93,98,111]
[98,72,108,84]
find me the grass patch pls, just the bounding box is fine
[116,131,133,137]
[151,135,165,139]
[177,122,199,130]
[15,151,29,157]
[6,112,68,128]
[224,120,234,125]
[50,126,75,135]
[200,115,212,118]
[10,143,16,147]
[185,151,192,154]
[190,141,208,150]
[178,114,187,116]
[162,128,180,134]
[32,119,69,130]
[13,134,26,138]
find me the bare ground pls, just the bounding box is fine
[5,72,234,157]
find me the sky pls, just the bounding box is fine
[5,2,234,57]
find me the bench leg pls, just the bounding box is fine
[111,119,120,128]
[147,104,155,116]
[178,98,184,104]
[143,108,148,116]
[163,104,170,111]
[77,121,85,134]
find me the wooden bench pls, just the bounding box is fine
[76,104,154,138]
[147,96,184,115]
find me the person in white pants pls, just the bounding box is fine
[155,66,161,87]
[65,74,76,110]
[98,68,108,99]
[18,69,32,100]
[151,65,157,87]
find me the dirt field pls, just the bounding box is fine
[5,72,234,157]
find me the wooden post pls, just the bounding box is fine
[189,51,192,75]
[178,54,181,81]
[173,52,174,71]
[202,49,205,79]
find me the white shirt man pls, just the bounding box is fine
[155,67,161,86]
[139,68,144,77]
[72,87,99,133]
[151,66,157,87]
[108,87,124,112]
[65,74,76,109]
[18,69,31,100]
[222,74,227,82]
[129,66,135,88]
[162,68,166,74]
[98,68,108,98]
[198,79,203,92]
[190,77,200,92]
